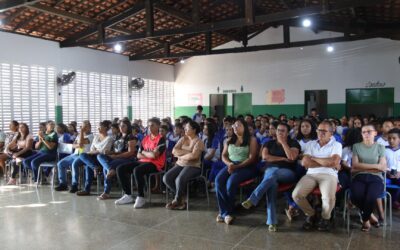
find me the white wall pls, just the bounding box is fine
[0,31,174,82]
[174,26,400,106]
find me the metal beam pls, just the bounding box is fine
[129,32,381,61]
[60,1,147,47]
[67,0,383,47]
[0,0,40,12]
[145,0,154,36]
[245,0,254,25]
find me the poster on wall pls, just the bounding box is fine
[188,93,203,106]
[266,89,285,104]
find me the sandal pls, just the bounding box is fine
[106,169,116,180]
[97,193,110,200]
[7,178,17,185]
[361,222,371,232]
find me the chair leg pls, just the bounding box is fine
[386,192,392,227]
[204,178,209,207]
[148,175,152,204]
[36,166,41,188]
[51,168,56,189]
[186,183,190,211]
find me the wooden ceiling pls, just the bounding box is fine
[0,0,399,65]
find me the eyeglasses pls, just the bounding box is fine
[361,130,375,135]
[316,129,331,134]
[277,129,287,133]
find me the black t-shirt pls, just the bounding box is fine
[263,138,301,168]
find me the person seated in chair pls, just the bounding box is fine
[22,121,58,184]
[292,120,342,231]
[241,123,300,232]
[163,120,205,210]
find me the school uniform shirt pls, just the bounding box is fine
[304,137,342,177]
[376,136,389,147]
[0,130,6,152]
[385,146,400,171]
[341,146,353,167]
[255,130,268,144]
[192,113,203,123]
[167,132,181,151]
[297,139,311,153]
[203,136,221,162]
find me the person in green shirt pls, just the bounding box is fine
[350,124,387,232]
[23,121,58,183]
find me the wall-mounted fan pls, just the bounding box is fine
[57,72,76,86]
[130,78,145,90]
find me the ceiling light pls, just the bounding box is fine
[326,45,334,53]
[302,18,312,28]
[180,58,185,64]
[114,43,122,53]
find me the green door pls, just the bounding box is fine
[346,88,394,117]
[233,93,252,117]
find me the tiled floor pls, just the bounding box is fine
[0,183,399,250]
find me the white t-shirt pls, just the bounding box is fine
[73,133,95,154]
[90,135,113,154]
[376,136,389,147]
[341,146,352,167]
[385,147,400,171]
[298,139,311,153]
[304,137,342,177]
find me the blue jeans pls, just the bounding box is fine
[97,154,135,193]
[79,153,100,192]
[215,165,258,218]
[208,160,225,182]
[22,151,57,181]
[248,166,296,225]
[57,154,84,186]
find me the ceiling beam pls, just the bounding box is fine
[129,32,381,61]
[29,4,96,25]
[65,0,383,47]
[60,1,148,47]
[0,0,40,12]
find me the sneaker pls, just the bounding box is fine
[69,185,79,193]
[241,199,253,210]
[115,194,134,205]
[317,219,330,231]
[302,216,315,230]
[97,193,111,200]
[54,184,68,191]
[216,214,224,223]
[224,215,234,225]
[268,224,277,232]
[76,190,90,196]
[133,196,146,208]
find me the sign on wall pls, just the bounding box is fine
[266,89,285,104]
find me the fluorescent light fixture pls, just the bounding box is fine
[180,58,185,64]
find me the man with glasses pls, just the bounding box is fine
[292,121,342,231]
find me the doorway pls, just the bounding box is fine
[209,94,227,119]
[304,90,327,119]
[232,93,252,117]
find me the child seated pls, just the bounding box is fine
[385,128,400,209]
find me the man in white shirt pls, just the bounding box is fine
[292,121,342,231]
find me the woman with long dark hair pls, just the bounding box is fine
[215,118,258,225]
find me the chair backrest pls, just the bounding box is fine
[58,143,74,155]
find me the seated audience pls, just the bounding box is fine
[385,128,400,209]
